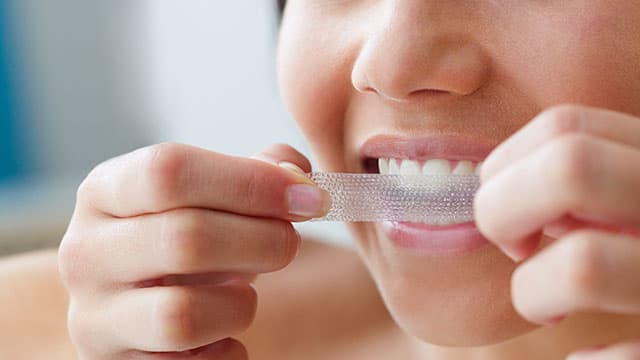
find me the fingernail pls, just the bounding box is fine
[287,184,330,218]
[279,161,307,177]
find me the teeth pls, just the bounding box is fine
[422,159,451,175]
[378,158,389,174]
[377,158,481,175]
[388,158,400,173]
[399,159,422,175]
[452,160,474,175]
[374,158,479,226]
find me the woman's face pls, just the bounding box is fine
[277,0,640,346]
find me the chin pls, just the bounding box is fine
[349,222,539,346]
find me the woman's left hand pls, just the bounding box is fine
[475,104,640,359]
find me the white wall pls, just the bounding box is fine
[142,1,349,246]
[144,1,308,157]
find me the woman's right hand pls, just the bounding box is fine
[58,143,329,359]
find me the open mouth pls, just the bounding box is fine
[359,135,492,254]
[364,157,482,176]
[360,157,482,227]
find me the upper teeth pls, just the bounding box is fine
[378,158,482,176]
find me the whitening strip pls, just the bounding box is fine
[310,173,479,223]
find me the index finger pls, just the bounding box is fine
[481,105,640,181]
[78,143,330,220]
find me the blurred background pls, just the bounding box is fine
[0,0,347,256]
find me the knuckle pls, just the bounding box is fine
[510,267,533,317]
[76,160,111,207]
[473,185,499,241]
[154,288,198,348]
[66,303,84,341]
[75,174,94,206]
[144,143,191,206]
[562,233,606,303]
[549,134,595,205]
[228,163,273,212]
[161,211,209,272]
[58,232,87,287]
[540,104,586,138]
[66,303,96,355]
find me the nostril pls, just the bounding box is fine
[407,88,452,100]
[363,86,378,93]
[411,89,450,96]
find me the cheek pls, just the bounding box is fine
[277,17,357,171]
[497,3,640,115]
[349,223,536,346]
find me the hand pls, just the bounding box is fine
[475,105,640,359]
[58,143,329,359]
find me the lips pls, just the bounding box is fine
[360,133,495,163]
[359,133,495,254]
[382,221,489,254]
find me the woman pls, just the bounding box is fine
[4,1,640,359]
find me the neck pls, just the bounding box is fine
[405,313,640,360]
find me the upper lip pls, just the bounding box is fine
[359,134,497,162]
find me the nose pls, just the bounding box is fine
[351,1,490,102]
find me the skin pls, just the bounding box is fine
[2,0,640,359]
[277,0,640,358]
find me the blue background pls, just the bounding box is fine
[0,1,27,183]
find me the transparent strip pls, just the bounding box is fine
[310,173,480,223]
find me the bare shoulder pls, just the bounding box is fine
[0,249,76,360]
[240,235,400,360]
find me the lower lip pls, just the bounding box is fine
[381,221,490,254]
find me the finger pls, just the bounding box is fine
[127,338,248,360]
[567,340,640,360]
[482,104,640,181]
[78,142,328,220]
[60,208,300,284]
[512,230,640,324]
[108,283,257,353]
[251,143,313,173]
[544,216,640,241]
[475,134,640,260]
